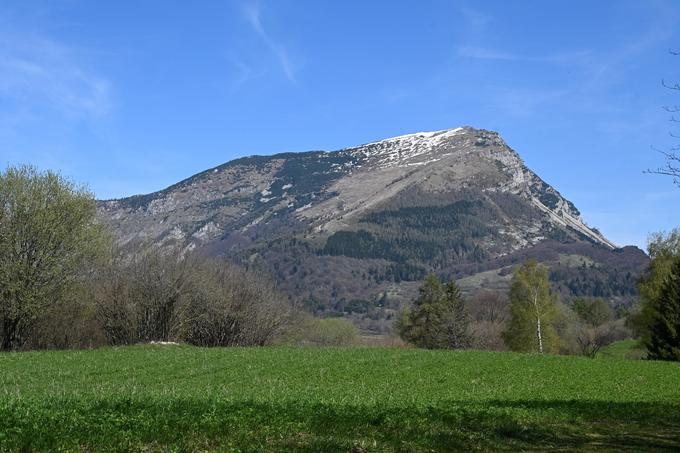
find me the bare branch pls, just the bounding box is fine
[662,79,680,91]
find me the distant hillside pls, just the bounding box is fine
[100,127,648,332]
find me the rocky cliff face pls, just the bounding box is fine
[100,127,647,331]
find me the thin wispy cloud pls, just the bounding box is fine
[457,46,525,62]
[452,1,680,128]
[456,1,679,86]
[457,45,593,66]
[226,54,267,91]
[242,1,297,83]
[457,3,491,36]
[0,33,112,120]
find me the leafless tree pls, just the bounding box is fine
[576,324,615,358]
[94,247,297,347]
[94,247,194,344]
[647,49,680,186]
[467,291,509,351]
[576,318,631,359]
[180,260,296,347]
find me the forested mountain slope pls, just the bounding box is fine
[100,127,648,331]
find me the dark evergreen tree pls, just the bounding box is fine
[647,257,680,361]
[440,281,471,348]
[631,229,680,344]
[395,274,470,349]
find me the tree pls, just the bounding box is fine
[0,165,108,351]
[438,280,471,348]
[466,291,509,351]
[572,298,616,358]
[180,257,295,347]
[573,298,613,327]
[646,256,680,361]
[94,247,194,345]
[94,248,296,347]
[647,50,680,185]
[502,260,559,354]
[629,229,680,345]
[396,274,470,349]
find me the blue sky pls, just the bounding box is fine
[1,0,680,249]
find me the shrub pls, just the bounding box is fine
[94,248,297,347]
[295,318,360,346]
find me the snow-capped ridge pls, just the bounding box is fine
[362,127,466,147]
[348,127,468,169]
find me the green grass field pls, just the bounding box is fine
[1,345,679,451]
[598,339,647,360]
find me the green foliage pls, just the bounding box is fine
[550,265,639,298]
[274,152,357,196]
[597,339,646,360]
[345,299,372,314]
[503,261,560,353]
[370,262,427,283]
[294,318,360,346]
[0,346,680,451]
[0,165,109,351]
[323,230,400,260]
[572,298,613,327]
[647,257,680,361]
[396,274,470,349]
[322,200,494,268]
[631,229,680,345]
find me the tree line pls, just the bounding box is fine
[396,246,680,361]
[0,165,363,352]
[2,164,678,359]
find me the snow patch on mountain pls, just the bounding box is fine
[349,127,466,169]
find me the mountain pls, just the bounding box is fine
[100,127,648,332]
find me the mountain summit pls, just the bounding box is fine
[100,127,646,330]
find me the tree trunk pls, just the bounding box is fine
[536,316,543,354]
[1,317,21,351]
[533,290,544,354]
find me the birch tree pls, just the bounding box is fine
[502,260,559,353]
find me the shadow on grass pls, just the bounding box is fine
[1,398,679,451]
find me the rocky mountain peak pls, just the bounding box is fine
[99,126,640,328]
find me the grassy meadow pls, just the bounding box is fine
[598,339,648,361]
[1,345,679,451]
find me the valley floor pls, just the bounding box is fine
[1,345,679,451]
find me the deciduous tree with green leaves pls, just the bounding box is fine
[396,274,470,349]
[502,260,559,354]
[573,298,613,327]
[0,165,109,351]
